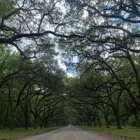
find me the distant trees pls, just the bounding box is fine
[0,46,67,129]
[63,58,140,128]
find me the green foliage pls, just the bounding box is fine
[127,115,137,126]
[0,127,61,138]
[80,126,140,139]
[0,0,15,17]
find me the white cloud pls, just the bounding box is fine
[67,73,75,77]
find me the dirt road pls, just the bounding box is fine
[21,126,119,140]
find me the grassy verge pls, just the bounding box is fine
[0,127,61,139]
[79,126,140,138]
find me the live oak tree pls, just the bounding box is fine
[0,0,84,58]
[0,0,140,57]
[0,47,67,129]
[65,0,140,36]
[58,0,140,128]
[61,51,140,128]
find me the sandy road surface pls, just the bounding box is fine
[21,126,118,140]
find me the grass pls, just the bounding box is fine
[1,126,140,139]
[79,126,140,138]
[0,127,61,138]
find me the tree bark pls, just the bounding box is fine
[105,116,110,128]
[10,110,15,130]
[25,114,29,129]
[132,110,140,127]
[34,115,38,129]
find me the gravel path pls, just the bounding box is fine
[1,126,139,140]
[19,126,119,140]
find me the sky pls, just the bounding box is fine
[55,45,77,77]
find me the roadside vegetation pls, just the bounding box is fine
[79,126,140,139]
[0,127,61,139]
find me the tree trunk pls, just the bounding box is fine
[34,115,38,129]
[132,110,140,127]
[111,107,122,129]
[10,110,15,130]
[25,115,29,129]
[17,106,22,128]
[90,120,92,127]
[44,120,48,128]
[24,107,29,129]
[111,103,122,129]
[97,115,102,127]
[93,118,96,127]
[115,114,122,129]
[105,116,110,128]
[4,99,10,128]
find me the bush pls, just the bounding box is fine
[127,115,136,126]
